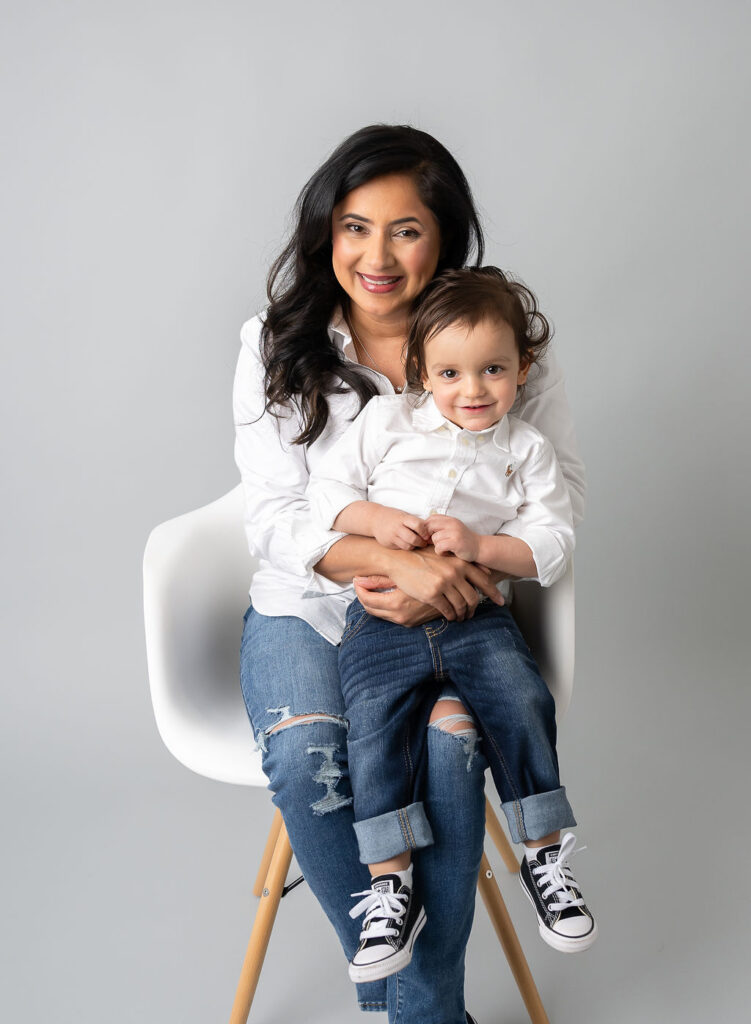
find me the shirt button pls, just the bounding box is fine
[429,508,437,515]
[448,468,457,479]
[461,437,469,446]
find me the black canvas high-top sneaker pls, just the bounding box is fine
[348,873,427,982]
[519,833,598,952]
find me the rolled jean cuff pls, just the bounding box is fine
[501,786,576,843]
[353,802,434,864]
[356,976,386,1010]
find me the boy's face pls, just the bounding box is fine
[422,317,529,432]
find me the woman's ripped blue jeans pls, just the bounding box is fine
[240,606,487,1024]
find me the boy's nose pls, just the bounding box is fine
[463,376,485,398]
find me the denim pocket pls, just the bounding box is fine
[339,608,369,646]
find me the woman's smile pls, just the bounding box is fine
[356,272,404,293]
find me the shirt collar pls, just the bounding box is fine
[329,309,356,360]
[411,393,511,451]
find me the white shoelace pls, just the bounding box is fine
[532,832,586,912]
[349,888,408,940]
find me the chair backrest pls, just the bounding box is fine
[513,569,575,721]
[143,485,574,787]
[144,487,265,785]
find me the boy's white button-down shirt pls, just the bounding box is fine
[307,393,575,591]
[233,314,586,645]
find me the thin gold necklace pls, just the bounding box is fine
[348,318,406,392]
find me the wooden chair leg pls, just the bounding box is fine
[485,798,519,873]
[253,808,283,897]
[477,852,549,1024]
[229,820,293,1024]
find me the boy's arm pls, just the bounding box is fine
[426,438,575,587]
[426,517,536,576]
[307,398,429,552]
[497,439,575,586]
[334,501,430,551]
[305,400,385,531]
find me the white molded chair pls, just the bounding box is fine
[143,485,575,1024]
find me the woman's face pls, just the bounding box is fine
[331,173,441,326]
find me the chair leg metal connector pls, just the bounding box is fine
[282,874,304,897]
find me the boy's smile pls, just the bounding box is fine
[422,318,529,432]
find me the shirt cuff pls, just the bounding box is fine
[500,523,568,588]
[288,517,349,576]
[309,481,367,530]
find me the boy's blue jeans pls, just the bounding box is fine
[339,598,576,863]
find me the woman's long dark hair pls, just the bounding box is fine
[261,124,485,446]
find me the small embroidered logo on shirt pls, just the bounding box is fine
[505,464,514,478]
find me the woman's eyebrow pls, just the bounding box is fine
[337,213,425,227]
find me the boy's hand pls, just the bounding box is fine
[373,507,431,551]
[426,514,481,562]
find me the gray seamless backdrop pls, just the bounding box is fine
[2,2,749,1022]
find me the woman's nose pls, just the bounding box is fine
[364,231,396,269]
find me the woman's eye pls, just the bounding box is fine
[345,223,366,234]
[395,228,419,239]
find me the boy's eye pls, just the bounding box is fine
[440,369,458,379]
[485,365,503,375]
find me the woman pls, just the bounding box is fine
[234,124,585,1023]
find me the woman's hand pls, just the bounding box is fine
[359,547,505,624]
[315,536,507,625]
[353,576,444,627]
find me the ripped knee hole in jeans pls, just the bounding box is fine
[259,707,353,816]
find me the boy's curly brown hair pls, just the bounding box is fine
[404,266,552,394]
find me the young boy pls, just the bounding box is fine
[307,267,597,982]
